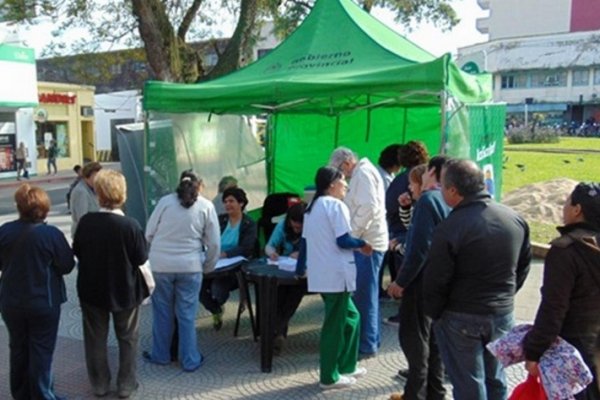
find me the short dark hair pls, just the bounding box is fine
[427,155,451,183]
[73,164,82,173]
[222,187,249,211]
[570,182,600,230]
[82,162,102,178]
[442,158,485,196]
[399,141,429,169]
[378,144,402,170]
[284,202,306,242]
[15,184,50,222]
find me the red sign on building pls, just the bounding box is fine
[39,93,77,104]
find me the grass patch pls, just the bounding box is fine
[502,146,600,194]
[501,137,600,243]
[505,137,600,151]
[527,220,559,245]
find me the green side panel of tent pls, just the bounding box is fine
[269,107,441,195]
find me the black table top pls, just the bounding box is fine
[204,260,245,279]
[243,259,304,286]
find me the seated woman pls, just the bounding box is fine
[200,187,257,330]
[265,202,308,352]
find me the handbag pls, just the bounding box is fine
[139,260,155,296]
[509,374,547,400]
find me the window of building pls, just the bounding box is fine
[500,73,527,89]
[110,64,122,75]
[594,68,600,85]
[35,121,70,159]
[530,70,567,87]
[572,69,590,86]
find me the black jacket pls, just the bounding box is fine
[74,212,148,312]
[424,192,532,319]
[523,223,600,362]
[0,220,74,312]
[218,214,257,258]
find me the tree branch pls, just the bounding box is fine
[177,0,204,40]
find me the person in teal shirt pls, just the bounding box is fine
[263,202,308,353]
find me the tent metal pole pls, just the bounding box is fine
[440,90,448,154]
[402,107,408,143]
[365,95,371,142]
[334,115,340,147]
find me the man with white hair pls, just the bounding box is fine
[329,147,388,357]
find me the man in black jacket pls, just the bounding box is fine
[423,159,532,400]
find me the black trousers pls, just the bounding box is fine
[274,281,307,337]
[399,281,445,400]
[2,307,61,400]
[199,275,238,315]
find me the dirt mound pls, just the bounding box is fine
[502,178,578,225]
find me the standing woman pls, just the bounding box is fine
[299,166,372,390]
[523,182,600,399]
[0,184,74,400]
[144,170,220,371]
[74,169,148,399]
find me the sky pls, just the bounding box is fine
[16,0,489,58]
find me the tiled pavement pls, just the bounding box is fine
[0,177,541,399]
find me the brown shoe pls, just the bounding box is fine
[389,393,403,400]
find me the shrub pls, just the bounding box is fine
[506,126,560,144]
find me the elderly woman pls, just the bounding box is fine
[524,182,600,399]
[0,184,74,400]
[144,170,220,372]
[200,187,257,330]
[74,169,148,399]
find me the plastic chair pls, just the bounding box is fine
[258,192,302,242]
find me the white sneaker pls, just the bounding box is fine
[319,375,357,390]
[342,366,367,379]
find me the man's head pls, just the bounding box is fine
[399,141,429,169]
[378,144,402,174]
[82,162,103,187]
[422,155,450,189]
[218,175,238,193]
[564,182,600,229]
[440,158,485,208]
[329,147,358,178]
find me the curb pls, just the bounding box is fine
[531,242,550,259]
[0,175,74,190]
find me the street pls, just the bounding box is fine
[0,181,70,222]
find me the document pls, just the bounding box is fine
[267,256,297,272]
[215,256,247,270]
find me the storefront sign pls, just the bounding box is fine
[0,45,38,108]
[39,93,77,104]
[35,108,48,122]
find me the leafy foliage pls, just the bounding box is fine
[1,0,461,82]
[506,126,561,144]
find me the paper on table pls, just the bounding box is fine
[215,256,247,270]
[266,256,297,272]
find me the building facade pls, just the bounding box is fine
[457,0,600,127]
[35,82,96,172]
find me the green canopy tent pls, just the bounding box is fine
[140,0,504,221]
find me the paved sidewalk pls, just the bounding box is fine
[0,209,540,399]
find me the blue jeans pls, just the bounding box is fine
[352,250,384,354]
[434,310,514,400]
[151,272,203,371]
[2,306,61,400]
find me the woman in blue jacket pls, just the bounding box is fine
[0,184,74,400]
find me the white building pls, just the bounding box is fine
[457,0,600,126]
[0,24,38,178]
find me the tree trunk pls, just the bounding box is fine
[204,0,259,81]
[131,0,179,82]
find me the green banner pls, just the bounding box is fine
[467,104,506,200]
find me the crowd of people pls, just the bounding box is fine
[0,144,599,400]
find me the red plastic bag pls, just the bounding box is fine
[509,374,547,400]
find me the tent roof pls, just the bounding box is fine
[144,0,492,115]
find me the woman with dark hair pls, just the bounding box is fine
[524,182,600,399]
[144,170,220,372]
[298,166,372,390]
[200,186,257,330]
[265,202,308,352]
[0,184,74,400]
[74,169,148,398]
